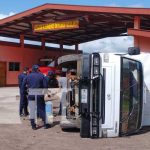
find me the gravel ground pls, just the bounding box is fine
[0,87,150,150]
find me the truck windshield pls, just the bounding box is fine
[48,61,55,67]
[120,57,143,135]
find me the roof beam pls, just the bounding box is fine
[128,28,150,38]
[88,15,133,24]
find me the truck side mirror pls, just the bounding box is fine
[128,47,140,55]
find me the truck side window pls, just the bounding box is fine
[121,57,142,134]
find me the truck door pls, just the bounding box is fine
[102,64,115,129]
[120,57,143,135]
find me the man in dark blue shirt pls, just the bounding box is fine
[45,71,58,88]
[18,67,29,117]
[22,65,48,130]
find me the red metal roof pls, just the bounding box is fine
[0,4,150,45]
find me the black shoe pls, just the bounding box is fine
[32,125,37,130]
[24,112,29,116]
[57,111,61,116]
[24,114,29,117]
[44,124,51,129]
[30,119,36,130]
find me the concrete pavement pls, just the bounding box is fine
[0,87,150,150]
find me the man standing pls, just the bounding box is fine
[22,65,48,130]
[18,67,29,117]
[45,71,58,123]
[46,71,58,88]
[56,72,67,115]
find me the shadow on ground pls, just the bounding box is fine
[62,128,80,133]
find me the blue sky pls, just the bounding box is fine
[0,0,150,14]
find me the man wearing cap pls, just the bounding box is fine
[22,65,48,130]
[18,67,29,117]
[46,71,58,88]
[56,72,67,115]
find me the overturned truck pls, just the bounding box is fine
[58,51,150,138]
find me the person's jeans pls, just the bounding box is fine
[28,96,46,126]
[19,92,28,115]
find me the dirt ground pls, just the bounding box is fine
[0,87,150,150]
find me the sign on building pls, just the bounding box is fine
[33,19,79,32]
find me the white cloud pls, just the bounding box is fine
[0,36,19,43]
[107,3,144,8]
[0,12,15,19]
[128,3,144,8]
[0,12,18,42]
[79,36,134,53]
[108,3,120,7]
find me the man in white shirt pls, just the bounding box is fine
[56,74,67,115]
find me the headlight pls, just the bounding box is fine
[92,54,100,76]
[93,66,99,75]
[94,57,99,65]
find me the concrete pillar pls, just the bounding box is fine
[20,34,25,70]
[134,16,140,29]
[133,16,141,48]
[75,43,79,54]
[134,36,140,47]
[20,34,24,48]
[41,37,45,50]
[60,40,63,55]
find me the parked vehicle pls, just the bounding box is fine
[30,58,61,75]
